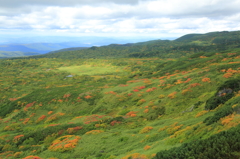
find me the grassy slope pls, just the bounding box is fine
[27,30,240,59]
[0,48,239,159]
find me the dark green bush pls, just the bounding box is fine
[204,106,233,125]
[205,79,240,110]
[155,125,240,159]
[204,96,239,125]
[205,93,234,110]
[146,106,165,120]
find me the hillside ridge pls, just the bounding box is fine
[27,30,240,59]
[0,30,240,159]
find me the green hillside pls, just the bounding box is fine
[0,31,240,159]
[46,47,89,54]
[27,30,240,59]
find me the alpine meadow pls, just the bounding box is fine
[0,31,240,159]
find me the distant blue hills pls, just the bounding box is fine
[0,44,47,54]
[0,36,176,58]
[0,43,90,58]
[0,43,77,54]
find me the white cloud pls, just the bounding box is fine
[1,0,240,38]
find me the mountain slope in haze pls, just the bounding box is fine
[0,44,46,53]
[32,30,240,59]
[0,51,40,58]
[0,35,168,58]
[0,43,88,58]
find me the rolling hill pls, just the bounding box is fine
[46,47,89,54]
[28,30,240,59]
[0,30,240,159]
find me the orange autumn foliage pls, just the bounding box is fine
[49,135,81,152]
[126,111,138,117]
[67,126,83,134]
[57,99,63,103]
[23,118,30,124]
[175,79,183,84]
[166,122,183,134]
[122,153,148,159]
[223,73,233,78]
[158,126,168,132]
[85,130,104,135]
[63,94,71,98]
[83,114,105,124]
[226,68,238,73]
[139,126,153,134]
[221,114,235,125]
[22,156,43,159]
[144,145,151,150]
[181,89,192,95]
[229,52,237,57]
[138,99,146,103]
[146,87,157,92]
[184,78,191,83]
[110,120,121,126]
[48,111,53,115]
[47,124,61,127]
[188,83,201,88]
[13,134,24,142]
[202,77,211,82]
[30,113,36,117]
[235,55,240,59]
[144,109,149,113]
[84,95,92,99]
[24,101,36,111]
[195,110,208,118]
[168,91,177,99]
[130,114,137,117]
[45,112,65,123]
[36,115,46,123]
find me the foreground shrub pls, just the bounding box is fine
[155,125,240,159]
[48,135,81,152]
[205,79,240,110]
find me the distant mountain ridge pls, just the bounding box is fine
[0,44,46,53]
[0,43,90,58]
[0,51,40,58]
[0,35,168,58]
[3,30,240,59]
[175,31,232,42]
[32,30,240,59]
[0,43,76,54]
[46,47,89,54]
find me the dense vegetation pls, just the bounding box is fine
[0,31,240,159]
[25,30,240,59]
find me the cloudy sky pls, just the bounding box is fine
[1,0,240,42]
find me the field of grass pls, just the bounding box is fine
[57,64,125,76]
[0,51,239,159]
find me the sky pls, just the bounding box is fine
[1,0,240,43]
